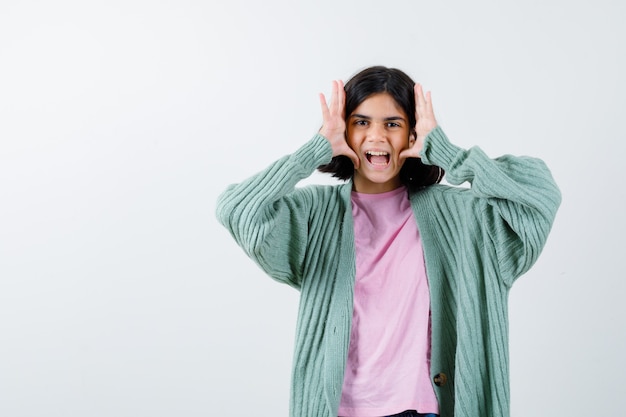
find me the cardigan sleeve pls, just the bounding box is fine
[420,126,562,287]
[215,134,333,289]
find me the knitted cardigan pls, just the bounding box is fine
[216,127,561,417]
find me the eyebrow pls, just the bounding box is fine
[350,113,407,122]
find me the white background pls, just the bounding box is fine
[1,0,624,416]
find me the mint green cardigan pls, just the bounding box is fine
[216,127,561,417]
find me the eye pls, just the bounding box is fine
[386,122,401,128]
[354,119,369,126]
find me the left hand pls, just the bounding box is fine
[400,83,438,161]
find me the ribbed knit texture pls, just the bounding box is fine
[216,127,561,417]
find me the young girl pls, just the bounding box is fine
[216,66,561,417]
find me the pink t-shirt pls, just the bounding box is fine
[338,186,439,417]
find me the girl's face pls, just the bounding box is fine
[346,92,414,194]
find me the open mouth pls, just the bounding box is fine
[365,151,390,166]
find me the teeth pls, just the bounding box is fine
[366,151,389,156]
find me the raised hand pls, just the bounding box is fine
[319,80,360,168]
[400,83,438,161]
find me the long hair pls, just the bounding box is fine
[318,66,444,189]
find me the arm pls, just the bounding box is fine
[216,135,333,288]
[422,127,561,286]
[402,84,561,286]
[216,80,354,288]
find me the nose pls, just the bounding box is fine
[366,122,386,141]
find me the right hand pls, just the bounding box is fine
[399,83,438,162]
[318,80,360,168]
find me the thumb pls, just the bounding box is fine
[399,146,420,163]
[347,147,360,169]
[398,148,409,165]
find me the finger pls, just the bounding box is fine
[329,80,339,114]
[423,90,437,125]
[319,93,330,120]
[337,80,345,117]
[425,91,434,115]
[348,147,360,169]
[400,146,420,162]
[398,148,408,165]
[414,83,426,110]
[414,84,426,122]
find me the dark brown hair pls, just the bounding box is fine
[318,66,444,189]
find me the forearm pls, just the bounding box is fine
[421,126,561,215]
